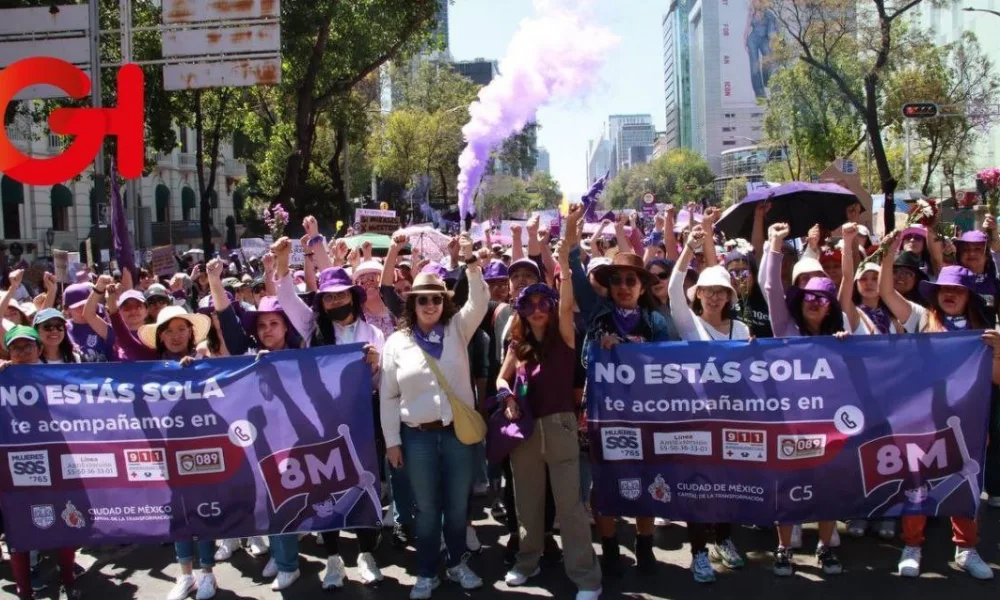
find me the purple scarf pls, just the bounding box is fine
[612,306,642,338]
[859,304,892,335]
[942,315,968,332]
[413,324,446,360]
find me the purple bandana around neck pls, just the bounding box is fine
[942,315,968,332]
[612,306,642,337]
[413,324,446,360]
[859,304,892,335]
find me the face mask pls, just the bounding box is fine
[327,303,354,322]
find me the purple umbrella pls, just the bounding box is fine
[716,181,858,240]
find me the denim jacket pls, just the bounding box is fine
[568,247,676,367]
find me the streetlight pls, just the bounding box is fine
[45,228,55,257]
[963,6,1000,18]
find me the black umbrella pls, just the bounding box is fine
[716,182,858,240]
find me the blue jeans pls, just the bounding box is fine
[269,535,299,573]
[175,540,215,568]
[472,441,488,487]
[389,461,414,529]
[402,425,475,577]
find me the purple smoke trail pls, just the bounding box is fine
[456,0,618,221]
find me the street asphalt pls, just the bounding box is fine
[7,500,1000,599]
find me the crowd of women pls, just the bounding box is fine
[1,199,999,600]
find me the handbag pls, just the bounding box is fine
[421,350,487,445]
[486,366,535,463]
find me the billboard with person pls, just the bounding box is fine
[720,0,778,109]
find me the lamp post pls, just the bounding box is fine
[45,228,55,258]
[963,6,1000,18]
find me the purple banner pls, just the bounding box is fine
[0,345,381,551]
[588,333,991,524]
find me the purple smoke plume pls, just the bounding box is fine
[456,0,619,221]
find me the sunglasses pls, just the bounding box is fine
[519,297,554,315]
[803,292,831,306]
[893,268,917,279]
[608,274,639,288]
[653,271,670,280]
[8,342,37,355]
[146,297,169,308]
[728,269,750,280]
[417,295,444,306]
[39,322,65,332]
[700,286,730,299]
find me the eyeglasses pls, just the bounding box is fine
[39,322,64,332]
[608,273,639,288]
[700,287,730,299]
[417,295,444,306]
[893,268,916,279]
[322,291,351,303]
[728,269,750,280]
[803,292,831,306]
[8,342,37,355]
[146,298,169,308]
[519,297,554,315]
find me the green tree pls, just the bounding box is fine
[495,123,539,178]
[722,177,749,209]
[604,149,716,209]
[769,0,944,233]
[524,170,562,211]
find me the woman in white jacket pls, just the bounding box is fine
[380,234,489,600]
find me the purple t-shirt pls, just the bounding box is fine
[521,334,577,419]
[67,321,116,363]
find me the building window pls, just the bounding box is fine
[155,184,171,222]
[1,175,23,239]
[722,127,734,132]
[233,191,245,225]
[51,184,73,232]
[722,140,737,146]
[181,187,196,220]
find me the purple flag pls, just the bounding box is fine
[110,160,137,279]
[582,173,608,223]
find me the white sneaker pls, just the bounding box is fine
[956,547,994,580]
[166,574,195,600]
[247,536,269,557]
[446,555,483,590]
[988,496,1000,508]
[271,570,300,591]
[653,517,671,527]
[576,588,602,600]
[898,545,921,577]
[789,524,803,549]
[357,552,384,585]
[322,555,347,589]
[710,539,745,569]
[504,567,540,586]
[261,557,278,579]
[195,573,216,600]
[690,550,716,583]
[466,525,482,553]
[212,539,238,562]
[409,576,440,599]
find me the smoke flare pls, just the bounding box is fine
[456,0,618,220]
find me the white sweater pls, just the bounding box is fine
[379,267,488,448]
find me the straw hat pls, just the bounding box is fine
[590,252,657,289]
[138,305,211,349]
[409,272,453,297]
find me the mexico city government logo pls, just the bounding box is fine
[0,57,145,185]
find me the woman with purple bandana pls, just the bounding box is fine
[565,205,673,578]
[380,234,489,600]
[760,222,847,577]
[271,236,384,590]
[65,281,115,363]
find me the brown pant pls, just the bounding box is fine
[510,411,602,591]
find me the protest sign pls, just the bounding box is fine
[356,209,400,236]
[240,238,269,259]
[500,220,528,240]
[0,345,381,551]
[53,250,68,283]
[588,333,991,524]
[150,246,176,277]
[289,240,305,267]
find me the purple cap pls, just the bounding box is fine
[919,265,978,301]
[483,261,509,281]
[421,262,449,279]
[75,270,90,283]
[508,258,541,279]
[246,296,292,332]
[197,291,236,314]
[119,290,146,306]
[956,230,989,245]
[514,283,558,312]
[62,283,91,309]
